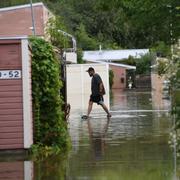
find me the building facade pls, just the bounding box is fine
[0,37,33,150]
[0,2,51,37]
[83,50,137,90]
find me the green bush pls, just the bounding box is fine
[29,37,69,155]
[75,23,98,50]
[135,53,154,75]
[109,69,114,89]
[77,48,84,64]
[151,41,171,57]
[112,54,153,76]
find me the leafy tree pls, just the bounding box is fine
[54,0,179,49]
[0,0,29,7]
[46,16,69,50]
[76,48,84,64]
[135,53,154,75]
[0,0,179,49]
[75,23,98,50]
[156,58,169,76]
[151,41,171,57]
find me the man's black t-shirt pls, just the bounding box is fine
[91,73,102,96]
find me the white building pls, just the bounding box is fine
[66,63,110,113]
[83,49,149,62]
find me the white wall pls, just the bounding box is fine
[21,39,33,148]
[66,64,110,113]
[66,52,77,63]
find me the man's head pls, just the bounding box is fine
[86,67,95,77]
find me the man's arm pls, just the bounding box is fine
[95,74,105,95]
[99,82,104,95]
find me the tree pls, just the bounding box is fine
[135,53,154,75]
[75,23,98,50]
[0,0,179,50]
[46,16,69,50]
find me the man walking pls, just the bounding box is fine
[82,67,111,119]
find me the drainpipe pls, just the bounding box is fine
[57,29,76,52]
[57,29,76,120]
[30,0,36,35]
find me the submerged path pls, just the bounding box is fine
[66,90,176,179]
[0,90,176,180]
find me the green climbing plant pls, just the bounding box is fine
[109,69,114,90]
[29,37,69,158]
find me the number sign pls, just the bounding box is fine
[0,70,21,79]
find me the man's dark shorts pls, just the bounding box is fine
[90,95,104,105]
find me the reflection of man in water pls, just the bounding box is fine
[87,118,110,160]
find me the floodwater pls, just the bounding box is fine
[66,90,175,180]
[0,90,179,180]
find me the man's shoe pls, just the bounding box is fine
[107,114,112,118]
[81,115,89,119]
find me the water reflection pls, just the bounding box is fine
[33,155,68,180]
[66,90,177,179]
[87,117,110,161]
[0,90,179,179]
[0,153,33,180]
[0,152,68,180]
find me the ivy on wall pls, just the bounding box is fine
[109,69,114,89]
[29,37,69,155]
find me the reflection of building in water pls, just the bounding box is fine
[68,111,81,152]
[0,160,33,180]
[111,89,127,110]
[87,118,110,160]
[151,73,171,110]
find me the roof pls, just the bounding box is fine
[83,49,149,61]
[86,59,136,70]
[0,36,28,40]
[0,2,46,12]
[108,62,136,69]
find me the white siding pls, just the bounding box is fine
[67,64,110,114]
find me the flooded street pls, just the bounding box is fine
[0,0,179,179]
[66,90,174,180]
[0,90,177,180]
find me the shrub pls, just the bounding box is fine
[109,69,114,89]
[29,37,69,156]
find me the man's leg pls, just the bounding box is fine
[101,103,111,117]
[87,100,93,117]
